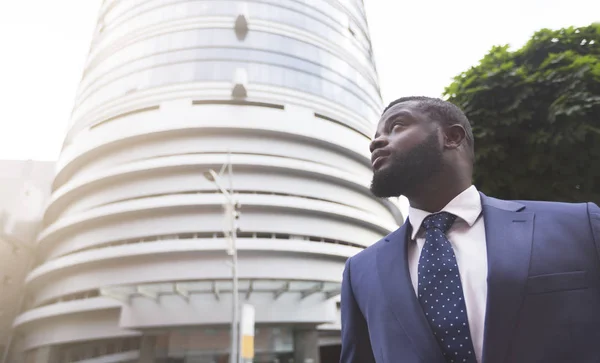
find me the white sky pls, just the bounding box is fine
[0,0,597,162]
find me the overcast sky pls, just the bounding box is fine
[0,0,597,162]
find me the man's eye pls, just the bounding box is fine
[391,122,404,130]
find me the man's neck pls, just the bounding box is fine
[407,180,472,213]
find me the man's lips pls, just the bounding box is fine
[372,155,389,170]
[371,149,390,169]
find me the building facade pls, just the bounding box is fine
[0,160,54,361]
[12,0,400,362]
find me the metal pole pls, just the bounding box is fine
[227,154,240,363]
[204,154,240,363]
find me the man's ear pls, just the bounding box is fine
[443,124,467,150]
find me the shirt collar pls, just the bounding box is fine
[408,185,482,240]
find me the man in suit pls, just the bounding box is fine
[340,96,600,363]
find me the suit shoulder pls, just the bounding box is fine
[350,236,386,264]
[516,199,589,215]
[483,193,594,218]
[350,226,405,265]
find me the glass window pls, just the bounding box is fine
[81,45,379,105]
[74,29,381,124]
[155,327,293,361]
[74,58,380,126]
[104,0,369,37]
[100,0,371,55]
[92,0,374,79]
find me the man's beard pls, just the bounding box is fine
[370,132,443,198]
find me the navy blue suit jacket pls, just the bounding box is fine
[340,194,600,363]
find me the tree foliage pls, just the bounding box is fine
[445,23,600,203]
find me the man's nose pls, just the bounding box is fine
[369,135,388,153]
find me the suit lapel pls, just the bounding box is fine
[480,194,534,363]
[376,222,446,363]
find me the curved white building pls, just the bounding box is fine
[13,0,401,362]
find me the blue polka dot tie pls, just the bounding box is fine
[418,212,476,363]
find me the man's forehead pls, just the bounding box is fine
[379,100,423,124]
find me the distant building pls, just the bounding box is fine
[0,160,54,360]
[12,1,400,362]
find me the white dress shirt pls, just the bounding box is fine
[407,185,488,363]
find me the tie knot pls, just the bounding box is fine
[422,212,456,233]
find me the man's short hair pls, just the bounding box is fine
[383,96,475,159]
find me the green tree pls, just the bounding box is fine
[445,23,600,203]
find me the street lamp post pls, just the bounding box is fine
[203,160,241,363]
